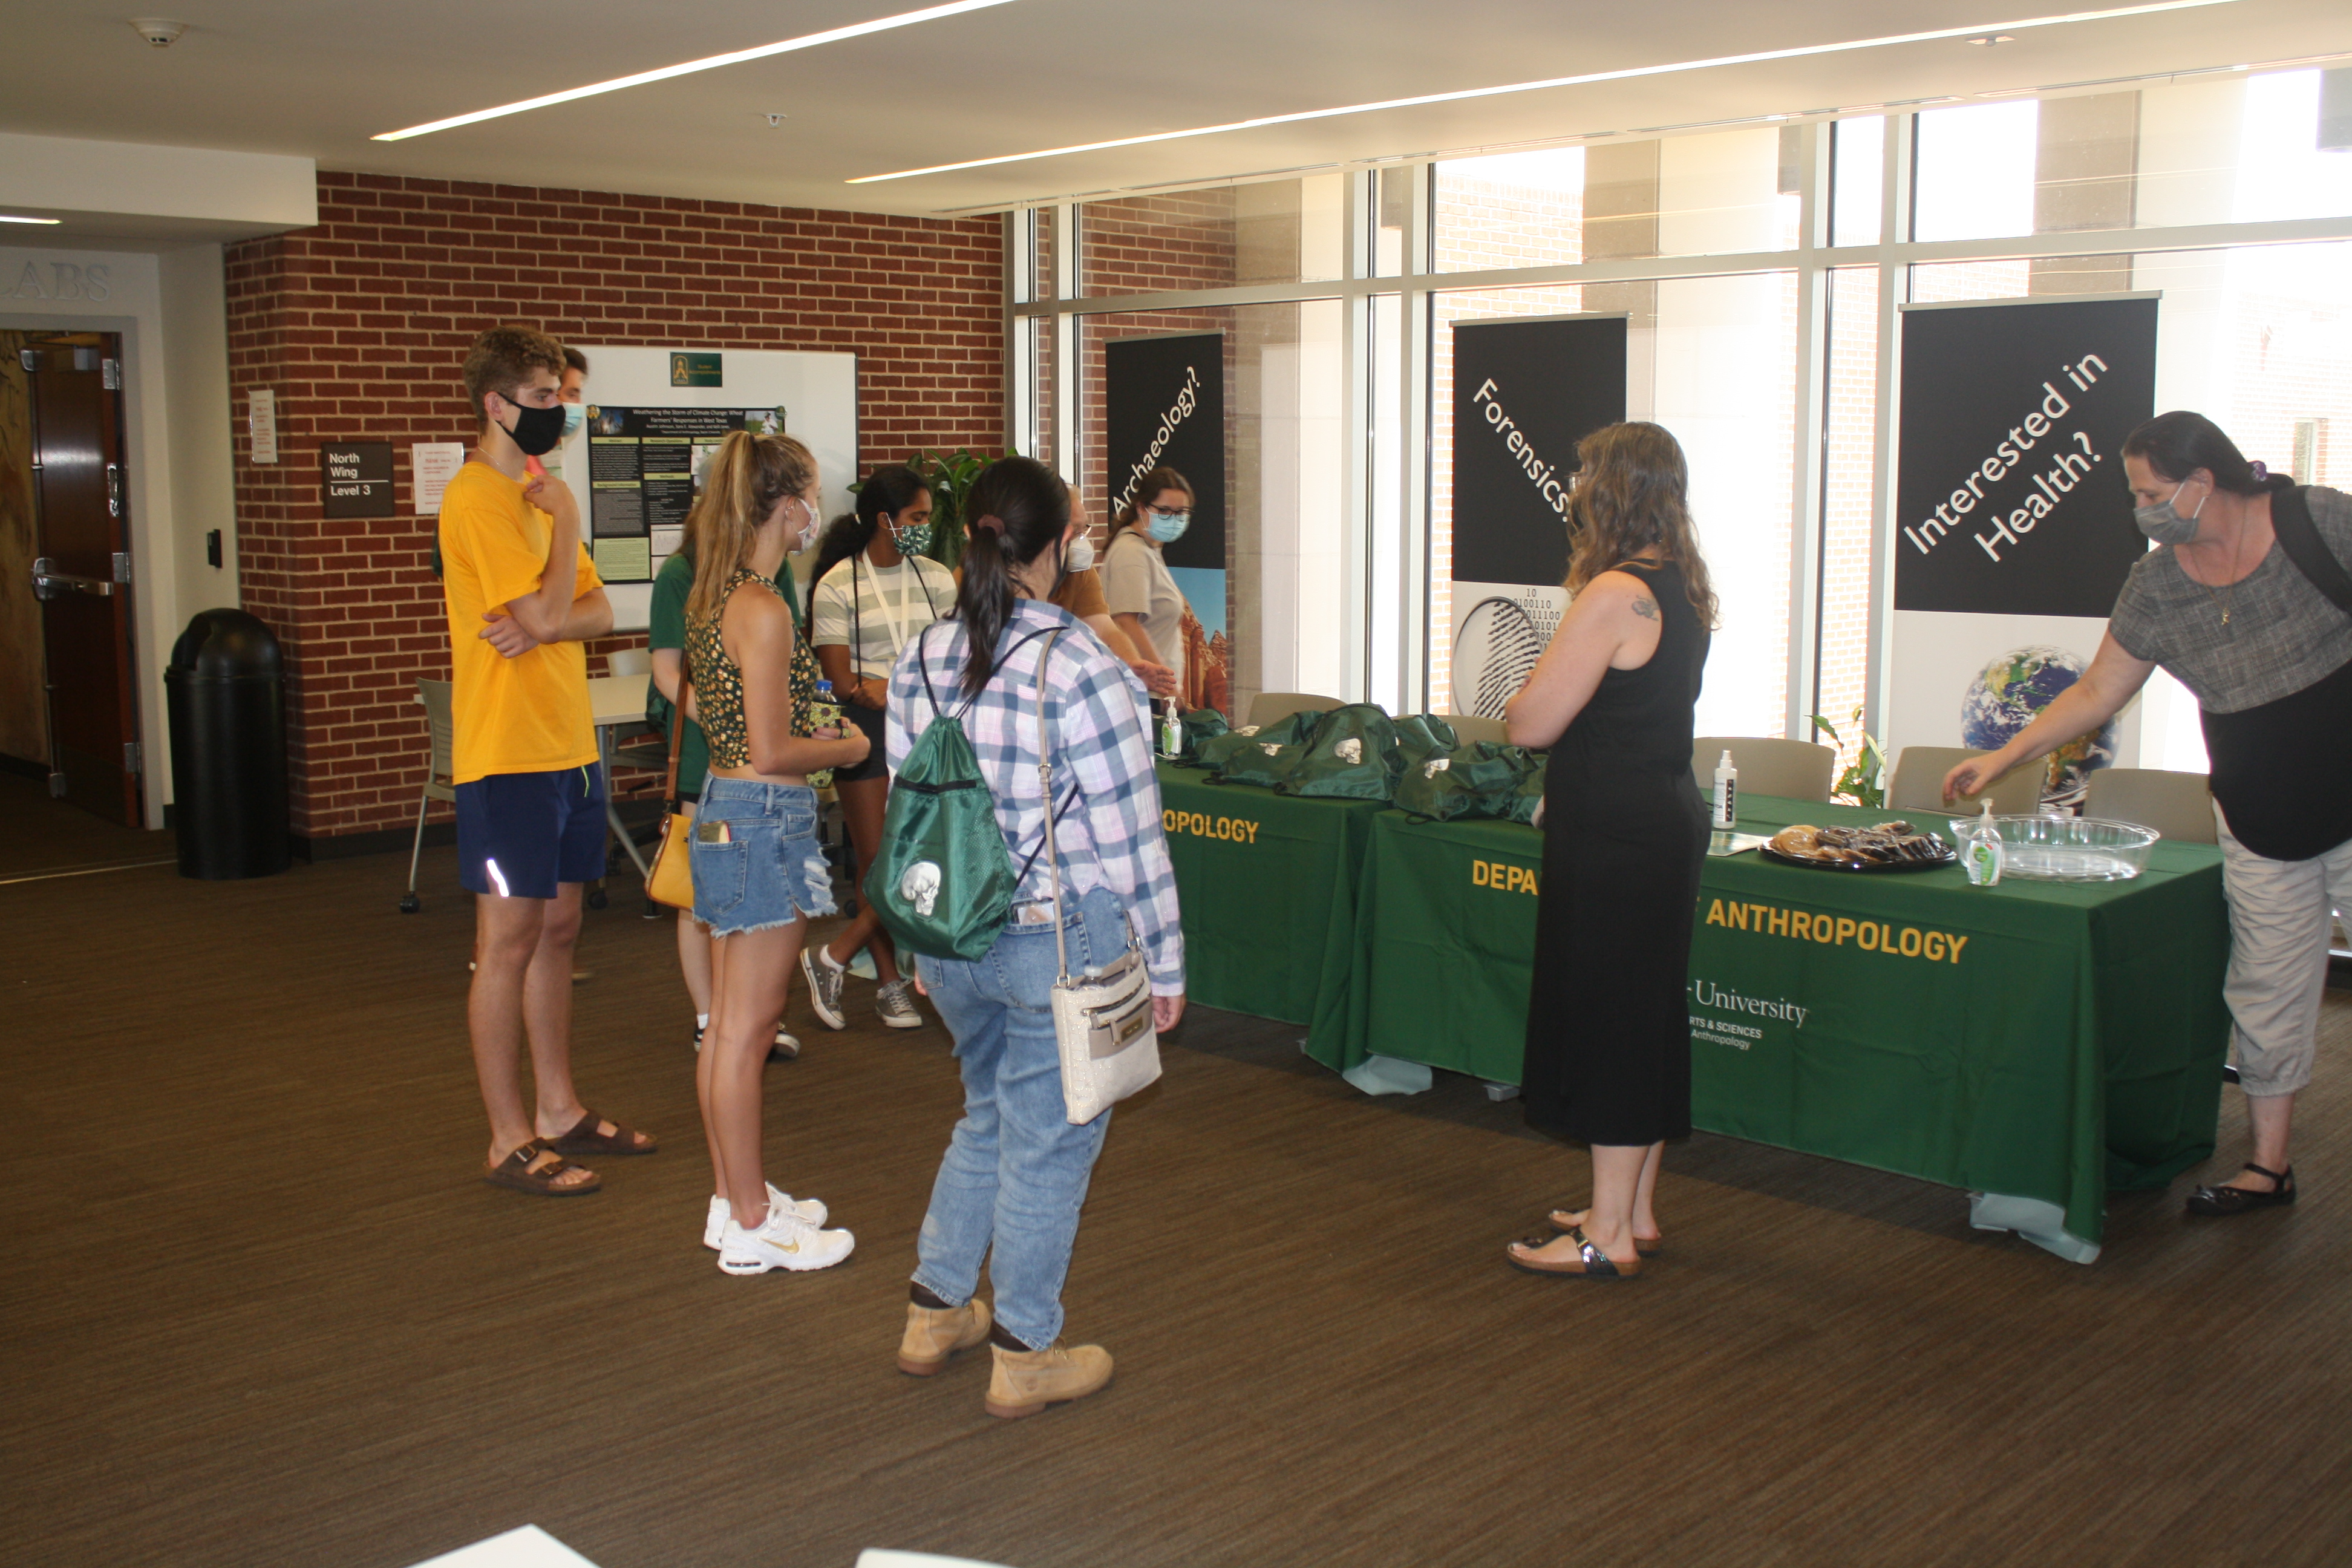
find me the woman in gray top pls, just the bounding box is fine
[1947,411,2352,1218]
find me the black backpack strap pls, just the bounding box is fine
[2270,485,2352,616]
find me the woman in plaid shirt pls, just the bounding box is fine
[885,456,1185,1419]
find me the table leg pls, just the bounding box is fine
[598,723,653,881]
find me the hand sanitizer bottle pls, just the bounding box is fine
[1963,799,2005,887]
[1158,699,1184,760]
[1711,749,1738,829]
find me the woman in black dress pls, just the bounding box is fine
[1503,422,1716,1279]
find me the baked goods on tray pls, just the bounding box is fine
[1765,820,1952,868]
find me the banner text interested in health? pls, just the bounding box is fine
[1903,354,2115,567]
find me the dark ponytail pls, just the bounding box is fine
[955,456,1069,696]
[808,462,931,608]
[2122,412,2275,497]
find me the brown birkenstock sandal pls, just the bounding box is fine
[483,1140,601,1196]
[1508,1226,1641,1279]
[547,1109,657,1157]
[1547,1209,1663,1256]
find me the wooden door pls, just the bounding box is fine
[0,334,47,768]
[21,333,142,825]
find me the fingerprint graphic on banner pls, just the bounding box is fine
[1452,596,1546,719]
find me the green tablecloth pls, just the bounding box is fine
[1301,794,2232,1246]
[1157,765,1387,1025]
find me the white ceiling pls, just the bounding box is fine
[4,0,2349,220]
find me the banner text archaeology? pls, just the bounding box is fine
[1115,364,1203,511]
[1704,897,1972,963]
[1904,357,2115,567]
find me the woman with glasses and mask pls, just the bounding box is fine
[886,456,1184,1418]
[803,465,958,1032]
[1102,467,1196,704]
[1504,423,1717,1281]
[1946,411,2352,1220]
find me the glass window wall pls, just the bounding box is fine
[1015,76,2352,747]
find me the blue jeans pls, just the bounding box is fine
[912,884,1132,1350]
[691,779,834,937]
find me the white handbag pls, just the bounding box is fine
[1028,630,1161,1124]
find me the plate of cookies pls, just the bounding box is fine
[1760,820,1957,873]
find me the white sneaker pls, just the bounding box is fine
[704,1184,828,1250]
[717,1206,855,1275]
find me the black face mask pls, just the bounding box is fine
[500,397,567,457]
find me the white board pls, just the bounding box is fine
[552,345,857,631]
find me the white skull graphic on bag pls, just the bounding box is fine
[1334,737,1363,765]
[900,861,942,918]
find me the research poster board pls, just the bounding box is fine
[1886,295,2158,800]
[552,346,857,630]
[1446,314,1627,717]
[1105,332,1230,713]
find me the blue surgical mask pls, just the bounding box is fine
[1145,508,1191,544]
[560,403,586,440]
[2133,480,2204,546]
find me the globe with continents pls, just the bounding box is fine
[1959,645,2117,809]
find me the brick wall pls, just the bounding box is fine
[226,172,1005,848]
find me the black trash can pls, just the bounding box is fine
[165,609,290,880]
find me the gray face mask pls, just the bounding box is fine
[2134,480,2206,546]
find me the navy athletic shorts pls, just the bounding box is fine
[456,761,608,900]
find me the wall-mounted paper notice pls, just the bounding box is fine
[412,442,467,515]
[249,390,278,464]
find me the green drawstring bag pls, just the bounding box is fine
[1278,704,1399,800]
[1390,714,1461,785]
[1394,740,1533,821]
[1177,708,1229,764]
[865,625,1053,961]
[1502,753,1548,825]
[1198,708,1325,785]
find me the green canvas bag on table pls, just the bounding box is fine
[1277,703,1399,800]
[864,624,1054,962]
[1501,753,1547,825]
[1394,740,1530,821]
[1176,708,1229,764]
[1390,713,1461,783]
[1198,708,1324,787]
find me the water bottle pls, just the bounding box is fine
[1711,748,1738,830]
[807,678,841,789]
[1962,799,2005,887]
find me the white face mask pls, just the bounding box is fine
[789,497,822,552]
[1064,532,1096,574]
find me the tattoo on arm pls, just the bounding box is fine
[1631,596,1659,622]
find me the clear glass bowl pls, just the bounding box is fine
[1944,814,2160,881]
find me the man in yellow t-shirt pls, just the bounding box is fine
[439,324,653,1197]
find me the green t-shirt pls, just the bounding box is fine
[645,549,797,799]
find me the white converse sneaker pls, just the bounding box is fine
[704,1184,828,1250]
[717,1205,854,1275]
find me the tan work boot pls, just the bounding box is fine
[983,1339,1113,1419]
[897,1298,993,1376]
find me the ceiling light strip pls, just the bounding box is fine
[848,0,2232,183]
[0,214,63,224]
[373,0,1017,142]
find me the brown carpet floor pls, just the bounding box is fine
[4,772,2350,1568]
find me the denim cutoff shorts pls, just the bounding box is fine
[690,779,837,936]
